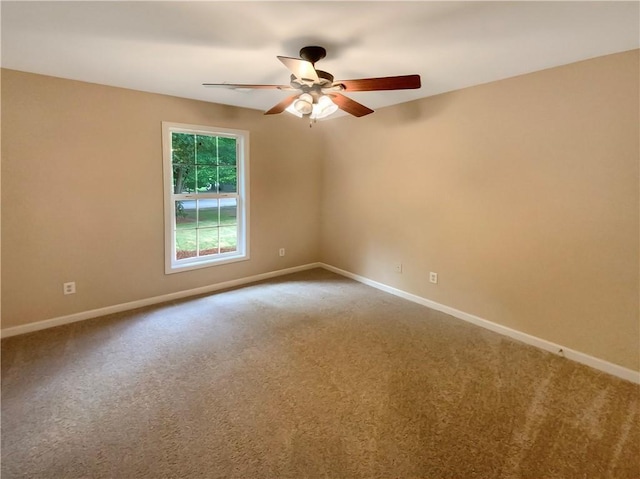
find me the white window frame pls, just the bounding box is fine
[162,122,250,274]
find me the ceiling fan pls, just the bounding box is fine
[203,46,421,122]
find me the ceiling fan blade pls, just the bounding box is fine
[203,83,295,91]
[264,94,299,115]
[337,74,421,92]
[277,56,319,82]
[329,93,374,117]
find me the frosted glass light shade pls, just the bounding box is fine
[312,95,338,119]
[293,93,313,114]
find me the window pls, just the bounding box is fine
[162,122,249,273]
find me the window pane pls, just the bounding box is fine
[175,200,197,228]
[220,198,237,225]
[173,165,195,193]
[197,199,219,228]
[219,226,238,253]
[195,165,217,193]
[195,135,217,165]
[217,137,237,166]
[198,228,219,256]
[218,167,237,192]
[172,133,195,165]
[176,229,197,260]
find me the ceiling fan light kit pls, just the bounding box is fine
[286,92,339,120]
[203,46,421,124]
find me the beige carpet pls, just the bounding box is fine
[2,268,639,478]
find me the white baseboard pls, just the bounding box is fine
[3,261,638,384]
[1,262,322,339]
[320,263,640,385]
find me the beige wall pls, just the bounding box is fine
[2,50,638,372]
[321,50,639,371]
[1,70,323,328]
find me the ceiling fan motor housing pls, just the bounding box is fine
[290,70,334,91]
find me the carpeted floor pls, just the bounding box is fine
[2,268,639,478]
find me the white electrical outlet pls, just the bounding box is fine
[279,248,285,257]
[429,272,438,284]
[394,262,403,273]
[63,282,76,295]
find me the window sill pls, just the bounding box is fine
[165,253,250,275]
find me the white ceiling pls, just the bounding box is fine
[2,1,639,115]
